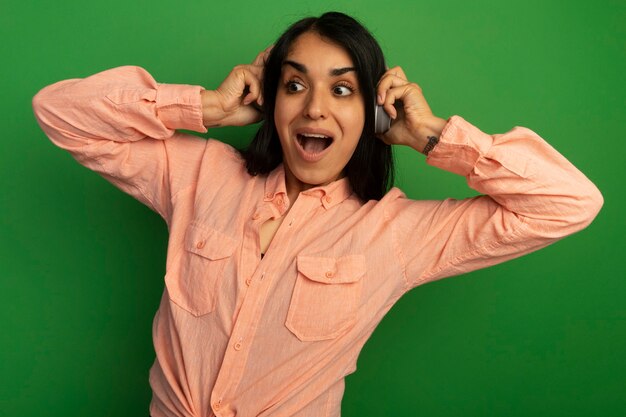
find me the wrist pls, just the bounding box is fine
[411,116,448,155]
[201,90,227,128]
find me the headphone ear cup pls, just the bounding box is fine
[374,104,391,134]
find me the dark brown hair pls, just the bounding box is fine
[240,11,394,202]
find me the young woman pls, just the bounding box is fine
[32,11,602,417]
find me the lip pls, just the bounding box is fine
[293,127,335,163]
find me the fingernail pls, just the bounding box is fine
[377,94,383,104]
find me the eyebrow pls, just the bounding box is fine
[283,60,356,76]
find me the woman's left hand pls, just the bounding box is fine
[376,66,447,153]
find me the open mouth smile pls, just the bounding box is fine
[294,131,334,162]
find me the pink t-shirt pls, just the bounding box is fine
[32,65,603,417]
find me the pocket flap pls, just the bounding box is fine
[297,254,366,284]
[184,222,238,260]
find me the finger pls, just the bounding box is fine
[379,66,408,85]
[252,45,274,66]
[251,50,266,67]
[247,63,263,78]
[262,45,274,62]
[377,66,409,104]
[244,64,265,106]
[246,60,266,106]
[241,68,262,105]
[378,74,415,106]
[387,65,407,80]
[232,61,263,109]
[382,84,415,119]
[380,65,404,76]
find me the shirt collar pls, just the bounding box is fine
[263,164,288,202]
[264,164,353,209]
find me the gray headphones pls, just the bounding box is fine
[374,104,391,134]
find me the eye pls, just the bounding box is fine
[286,80,305,93]
[333,83,355,96]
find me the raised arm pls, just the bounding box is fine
[376,67,604,289]
[32,65,210,224]
[32,51,268,224]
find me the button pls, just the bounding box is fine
[196,240,205,249]
[325,271,334,278]
[325,195,332,203]
[252,212,260,220]
[276,197,284,206]
[214,400,221,410]
[245,278,252,286]
[265,192,274,199]
[234,340,242,351]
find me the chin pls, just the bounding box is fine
[290,164,342,188]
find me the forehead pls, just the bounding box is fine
[285,32,355,69]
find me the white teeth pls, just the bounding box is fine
[301,133,330,139]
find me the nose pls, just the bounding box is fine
[303,87,328,120]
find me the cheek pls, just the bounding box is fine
[340,104,366,141]
[274,94,293,134]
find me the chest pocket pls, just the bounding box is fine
[285,254,366,341]
[165,222,238,317]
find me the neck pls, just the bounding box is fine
[283,165,342,204]
[284,167,310,205]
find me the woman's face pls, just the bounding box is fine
[274,31,365,192]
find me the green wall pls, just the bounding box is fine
[2,0,624,416]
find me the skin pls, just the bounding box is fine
[201,32,446,253]
[273,32,366,201]
[200,30,448,251]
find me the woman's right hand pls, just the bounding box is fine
[202,46,272,127]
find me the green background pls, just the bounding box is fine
[2,0,624,416]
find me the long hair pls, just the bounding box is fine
[240,11,394,202]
